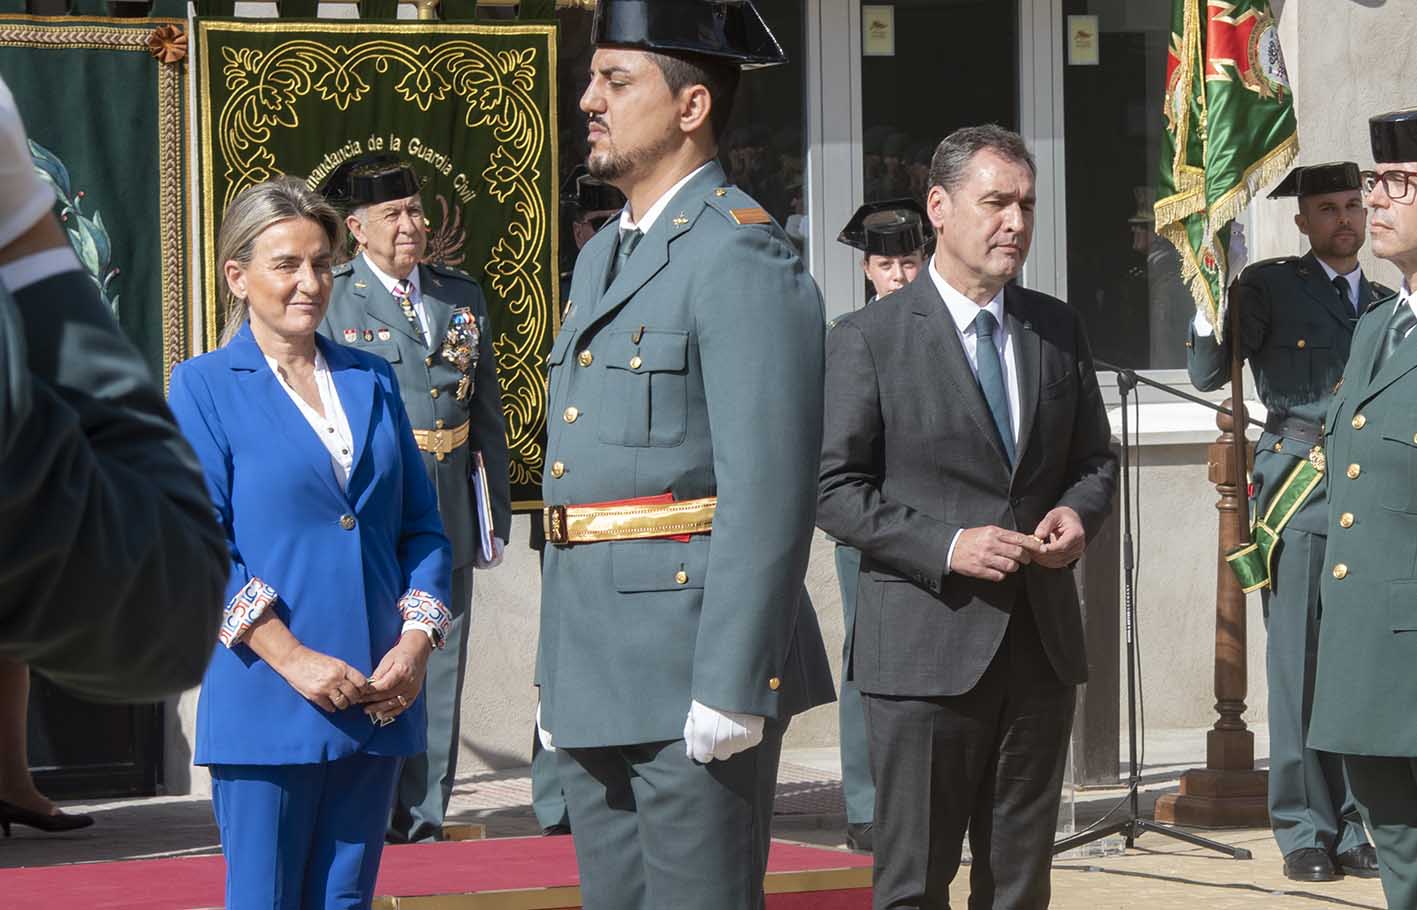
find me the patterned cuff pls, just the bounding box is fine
[221,578,279,648]
[398,589,451,648]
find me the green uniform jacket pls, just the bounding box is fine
[1314,292,1417,756]
[1187,252,1387,535]
[321,256,512,567]
[537,162,835,748]
[0,270,228,701]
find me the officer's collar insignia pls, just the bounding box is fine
[343,328,357,343]
[672,213,689,227]
[431,276,443,288]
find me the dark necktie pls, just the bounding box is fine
[1373,301,1417,377]
[393,278,425,346]
[1332,275,1353,313]
[973,310,1015,465]
[606,228,642,288]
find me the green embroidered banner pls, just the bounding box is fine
[0,16,189,385]
[194,19,559,508]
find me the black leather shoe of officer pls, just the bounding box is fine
[845,822,874,852]
[1335,844,1381,878]
[1283,847,1337,882]
[542,823,572,837]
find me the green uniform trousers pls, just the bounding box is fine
[1264,528,1365,856]
[834,544,875,824]
[1345,755,1417,908]
[389,564,474,843]
[557,721,786,910]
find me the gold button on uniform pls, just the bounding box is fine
[425,356,433,366]
[430,388,440,399]
[1347,463,1361,479]
[1353,414,1367,429]
[1332,563,1349,580]
[436,452,446,462]
[564,406,580,423]
[630,355,643,370]
[675,570,688,585]
[768,677,781,691]
[339,514,356,531]
[578,350,594,367]
[550,461,565,478]
[1340,512,1355,528]
[1297,339,1307,349]
[435,418,445,429]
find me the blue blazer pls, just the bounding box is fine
[168,325,452,766]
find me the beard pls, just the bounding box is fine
[586,127,680,185]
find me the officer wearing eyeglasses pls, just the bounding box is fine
[828,199,931,853]
[1313,107,1417,909]
[1186,162,1386,883]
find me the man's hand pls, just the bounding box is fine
[474,536,506,570]
[536,702,555,753]
[272,645,369,713]
[683,700,764,763]
[363,631,432,724]
[1032,506,1086,569]
[949,526,1044,582]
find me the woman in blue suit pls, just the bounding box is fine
[168,176,452,910]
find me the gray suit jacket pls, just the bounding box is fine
[538,161,835,748]
[321,256,511,567]
[0,270,228,700]
[817,276,1117,696]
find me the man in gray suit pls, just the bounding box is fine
[535,1,834,907]
[818,125,1117,909]
[319,154,512,844]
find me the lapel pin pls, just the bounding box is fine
[343,328,357,343]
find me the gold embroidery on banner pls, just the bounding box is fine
[0,17,190,389]
[197,22,558,501]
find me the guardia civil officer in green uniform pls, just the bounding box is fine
[1188,161,1384,882]
[829,198,930,852]
[534,2,835,906]
[1314,108,1417,908]
[318,154,512,844]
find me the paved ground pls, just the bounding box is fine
[0,728,1389,907]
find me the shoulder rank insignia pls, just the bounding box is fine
[729,207,771,225]
[332,262,354,277]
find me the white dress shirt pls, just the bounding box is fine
[265,348,355,491]
[1316,257,1362,315]
[362,252,432,344]
[619,161,714,235]
[927,262,1021,575]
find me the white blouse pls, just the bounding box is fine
[265,349,355,491]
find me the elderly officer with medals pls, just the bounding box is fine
[1187,161,1385,882]
[1314,108,1417,908]
[829,198,931,853]
[318,154,512,844]
[534,1,835,907]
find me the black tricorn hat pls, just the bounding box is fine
[837,199,933,257]
[316,152,422,210]
[591,0,787,69]
[560,164,626,214]
[1267,162,1362,199]
[1371,109,1417,163]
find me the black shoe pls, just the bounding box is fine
[845,822,874,852]
[1335,844,1381,879]
[542,823,572,836]
[1283,847,1337,882]
[0,799,94,837]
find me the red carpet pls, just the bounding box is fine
[0,836,871,909]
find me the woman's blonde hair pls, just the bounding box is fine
[216,176,344,346]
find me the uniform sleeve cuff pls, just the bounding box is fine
[221,577,278,648]
[398,589,450,648]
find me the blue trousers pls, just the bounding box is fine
[211,753,401,910]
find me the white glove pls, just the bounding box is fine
[683,700,764,763]
[474,537,506,570]
[1227,222,1248,279]
[536,702,555,752]
[0,76,57,251]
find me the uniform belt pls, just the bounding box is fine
[543,496,717,545]
[1264,414,1322,447]
[412,419,470,457]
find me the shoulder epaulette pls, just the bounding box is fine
[703,185,774,228]
[1245,256,1299,273]
[427,262,477,285]
[1371,282,1397,302]
[331,261,354,277]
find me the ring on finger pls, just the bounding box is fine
[396,694,408,708]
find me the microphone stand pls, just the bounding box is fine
[1053,358,1253,860]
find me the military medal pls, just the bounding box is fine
[363,329,375,342]
[343,329,357,343]
[441,307,481,401]
[378,327,392,341]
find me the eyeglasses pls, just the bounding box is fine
[1360,169,1417,203]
